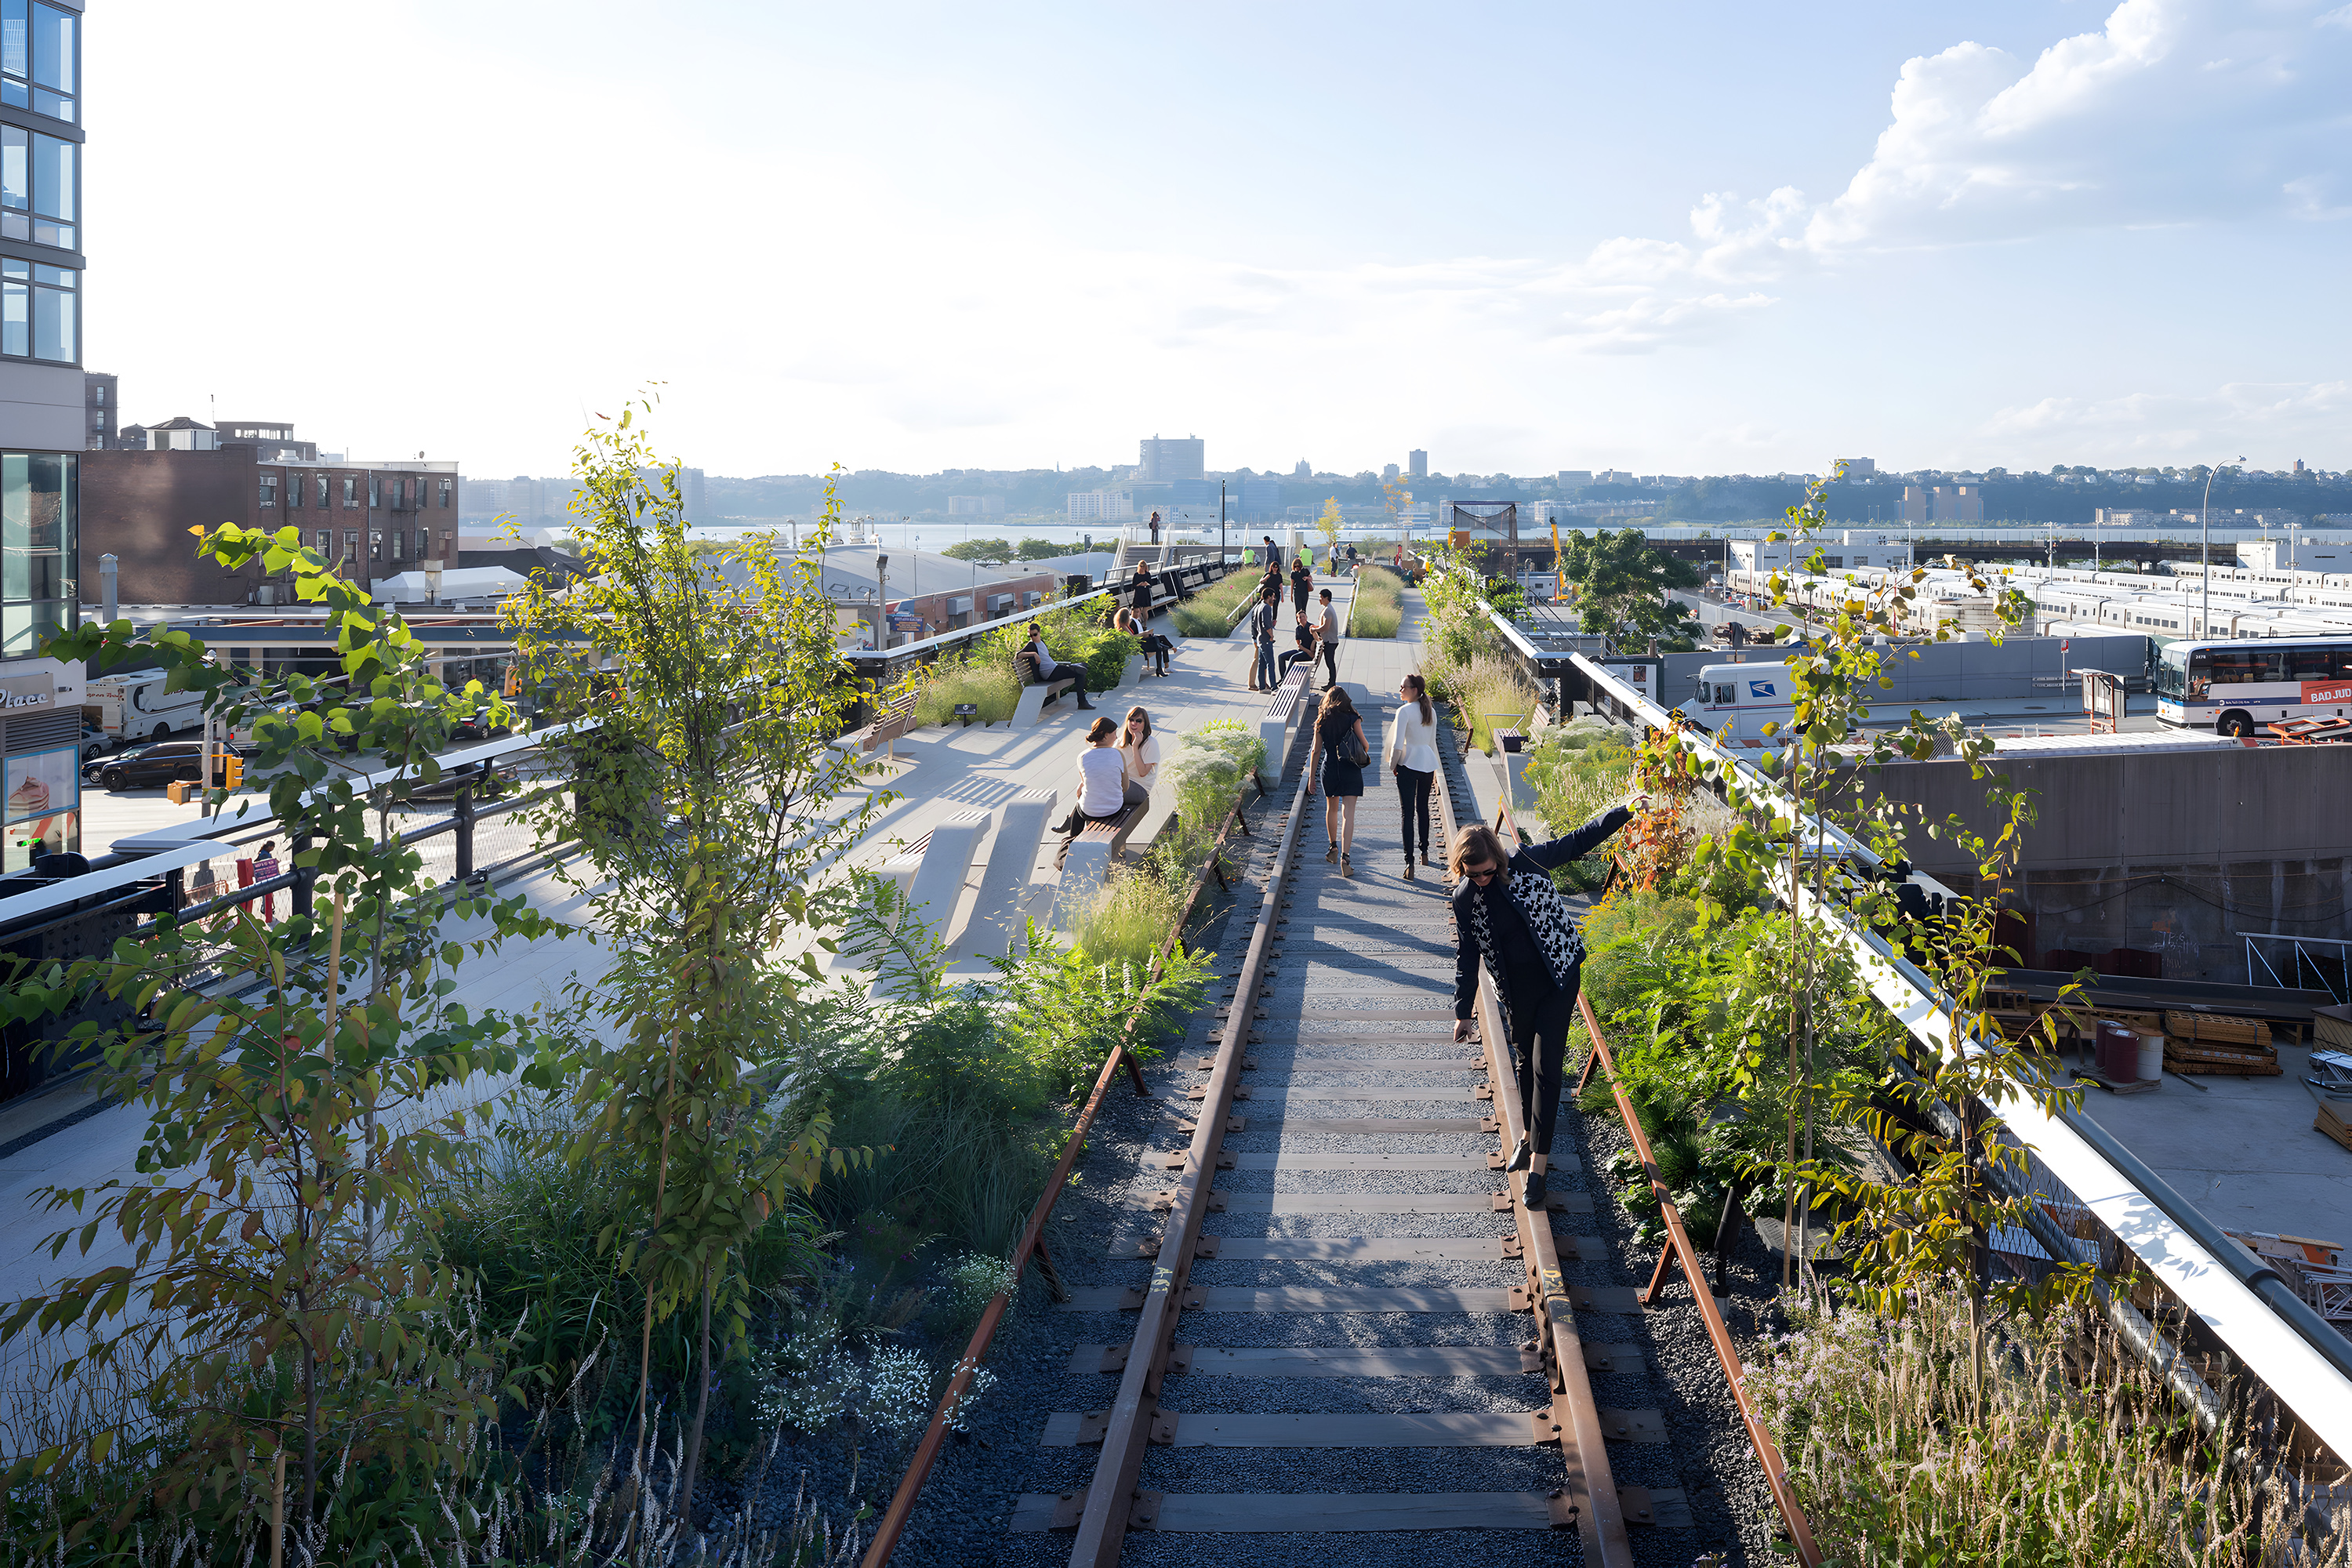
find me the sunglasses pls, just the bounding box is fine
[1462,863,1498,883]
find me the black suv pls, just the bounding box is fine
[85,740,247,792]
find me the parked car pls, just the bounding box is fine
[449,707,513,746]
[85,740,247,793]
[78,725,112,761]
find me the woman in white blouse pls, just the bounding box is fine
[1389,673,1442,880]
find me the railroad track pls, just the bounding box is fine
[1007,689,1710,1565]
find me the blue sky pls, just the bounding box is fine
[94,2,2352,477]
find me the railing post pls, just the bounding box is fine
[291,831,314,920]
[455,778,476,884]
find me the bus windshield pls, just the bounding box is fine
[2155,644,2190,699]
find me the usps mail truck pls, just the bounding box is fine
[1689,662,1798,746]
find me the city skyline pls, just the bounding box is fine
[91,1,2352,478]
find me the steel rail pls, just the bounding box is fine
[1577,993,1824,1566]
[1439,751,1632,1565]
[1069,757,1316,1568]
[858,782,1267,1568]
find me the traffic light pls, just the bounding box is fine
[222,757,245,789]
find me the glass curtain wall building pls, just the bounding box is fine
[0,0,82,873]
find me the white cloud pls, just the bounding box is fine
[1550,0,2352,351]
[1980,381,2351,455]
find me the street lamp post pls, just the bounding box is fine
[1219,481,1227,562]
[2200,456,2244,639]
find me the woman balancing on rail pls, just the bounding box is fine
[1447,809,1634,1208]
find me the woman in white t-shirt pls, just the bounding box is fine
[1390,673,1441,880]
[1120,706,1160,802]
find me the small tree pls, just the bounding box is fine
[942,538,1012,564]
[505,400,884,1518]
[1316,497,1343,557]
[1668,477,2093,1329]
[1559,528,1704,648]
[2,527,560,1548]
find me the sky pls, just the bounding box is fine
[91,1,2352,480]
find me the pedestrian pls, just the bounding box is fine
[1448,811,1634,1208]
[1120,706,1159,804]
[1250,586,1280,691]
[1306,684,1369,878]
[1130,559,1156,616]
[252,839,281,922]
[1277,611,1316,681]
[1022,622,1097,711]
[1314,586,1341,688]
[1290,556,1312,619]
[1389,673,1439,880]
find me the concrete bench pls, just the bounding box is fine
[948,791,1057,971]
[872,809,991,998]
[1257,669,1311,789]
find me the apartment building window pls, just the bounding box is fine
[0,2,77,123]
[0,257,74,364]
[0,449,74,657]
[313,530,330,556]
[369,531,382,561]
[1,125,76,248]
[343,530,358,559]
[342,477,358,508]
[289,471,304,510]
[258,473,278,509]
[390,528,405,561]
[437,479,451,508]
[315,474,329,508]
[366,476,379,509]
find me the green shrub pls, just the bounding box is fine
[1523,725,1634,832]
[1170,568,1261,637]
[914,658,1020,725]
[1752,1282,2302,1566]
[1349,565,1404,638]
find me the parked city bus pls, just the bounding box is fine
[2154,637,2352,737]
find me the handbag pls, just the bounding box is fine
[1339,721,1370,768]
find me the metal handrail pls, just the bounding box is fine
[1577,992,1822,1565]
[1552,646,2352,1456]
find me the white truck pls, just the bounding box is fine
[1688,661,1798,747]
[84,672,207,746]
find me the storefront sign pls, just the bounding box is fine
[0,669,56,713]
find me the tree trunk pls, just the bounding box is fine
[677,1272,716,1522]
[301,1324,320,1552]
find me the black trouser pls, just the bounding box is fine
[1278,647,1311,679]
[1040,661,1089,700]
[1505,960,1580,1158]
[1316,640,1339,684]
[1396,765,1432,859]
[1293,587,1309,617]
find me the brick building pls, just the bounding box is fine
[83,424,462,604]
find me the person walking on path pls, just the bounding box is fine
[1250,586,1280,691]
[1447,811,1635,1207]
[1129,559,1156,616]
[1290,557,1313,619]
[1388,673,1440,880]
[1314,586,1342,689]
[1306,684,1370,879]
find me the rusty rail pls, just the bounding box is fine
[1069,757,1316,1566]
[1576,991,1823,1566]
[858,782,1264,1568]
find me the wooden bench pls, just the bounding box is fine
[830,684,922,754]
[1010,650,1083,725]
[1051,799,1149,931]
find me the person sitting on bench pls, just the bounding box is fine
[1024,622,1095,711]
[1058,715,1144,849]
[1276,611,1316,680]
[1119,608,1173,677]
